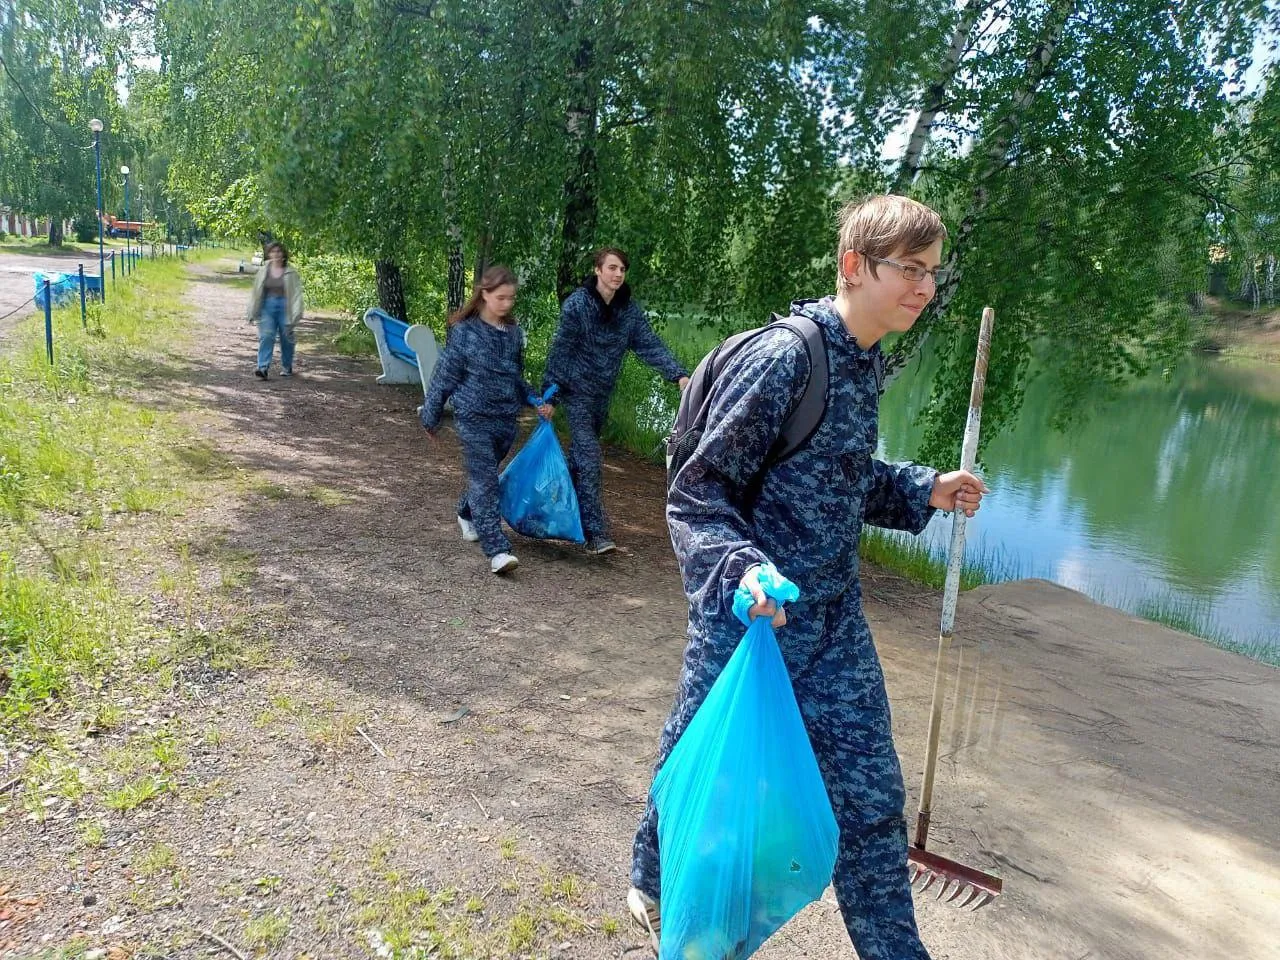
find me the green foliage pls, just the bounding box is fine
[883,0,1273,464]
[0,1,134,234]
[72,214,98,243]
[0,258,195,723]
[298,254,378,318]
[139,0,1280,452]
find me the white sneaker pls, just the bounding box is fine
[627,887,660,953]
[457,515,479,542]
[490,552,519,574]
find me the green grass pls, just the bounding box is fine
[0,255,214,726]
[1132,592,1280,666]
[244,911,290,949]
[858,528,1027,592]
[0,236,128,256]
[334,318,377,357]
[104,775,168,811]
[134,841,179,876]
[0,554,133,718]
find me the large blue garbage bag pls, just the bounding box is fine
[498,393,585,543]
[34,272,79,309]
[652,566,839,960]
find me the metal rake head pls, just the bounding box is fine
[908,846,1002,911]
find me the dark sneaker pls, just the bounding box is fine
[586,538,617,555]
[254,367,268,380]
[280,369,293,377]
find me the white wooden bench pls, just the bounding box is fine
[363,307,439,397]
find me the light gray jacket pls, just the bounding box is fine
[246,264,304,331]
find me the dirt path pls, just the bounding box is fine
[4,258,1278,959]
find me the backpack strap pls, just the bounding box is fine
[666,315,829,493]
[767,314,829,463]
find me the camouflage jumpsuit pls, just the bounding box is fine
[631,297,938,959]
[543,280,687,541]
[421,316,538,558]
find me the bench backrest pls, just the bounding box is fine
[368,308,416,364]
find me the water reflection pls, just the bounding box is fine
[878,355,1280,648]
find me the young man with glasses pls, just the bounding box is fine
[628,195,986,959]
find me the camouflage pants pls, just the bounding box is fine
[630,588,930,960]
[563,393,612,541]
[455,416,518,558]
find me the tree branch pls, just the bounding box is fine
[600,111,656,135]
[391,1,441,17]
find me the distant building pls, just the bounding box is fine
[0,207,74,239]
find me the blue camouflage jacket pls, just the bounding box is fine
[667,296,938,626]
[543,279,688,400]
[420,316,537,430]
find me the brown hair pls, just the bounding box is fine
[448,265,519,326]
[592,246,629,270]
[265,241,289,266]
[836,195,946,288]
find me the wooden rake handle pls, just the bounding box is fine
[914,306,995,850]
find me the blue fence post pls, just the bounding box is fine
[111,251,116,286]
[79,264,87,327]
[44,279,53,365]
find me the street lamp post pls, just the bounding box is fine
[89,119,105,303]
[121,165,131,274]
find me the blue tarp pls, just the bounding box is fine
[33,272,80,309]
[32,271,103,307]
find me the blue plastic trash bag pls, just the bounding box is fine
[652,564,838,960]
[499,393,585,543]
[34,272,79,309]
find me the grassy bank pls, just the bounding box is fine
[1195,296,1280,363]
[0,253,249,733]
[858,529,1029,593]
[1133,593,1280,666]
[0,236,134,257]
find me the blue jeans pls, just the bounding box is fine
[257,295,295,372]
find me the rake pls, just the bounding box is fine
[906,306,1003,911]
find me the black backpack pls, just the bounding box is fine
[665,315,830,492]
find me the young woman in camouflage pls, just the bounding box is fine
[420,266,554,575]
[628,196,988,959]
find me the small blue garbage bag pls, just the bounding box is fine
[499,390,585,543]
[34,272,79,309]
[652,565,839,960]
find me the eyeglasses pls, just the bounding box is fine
[862,253,944,285]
